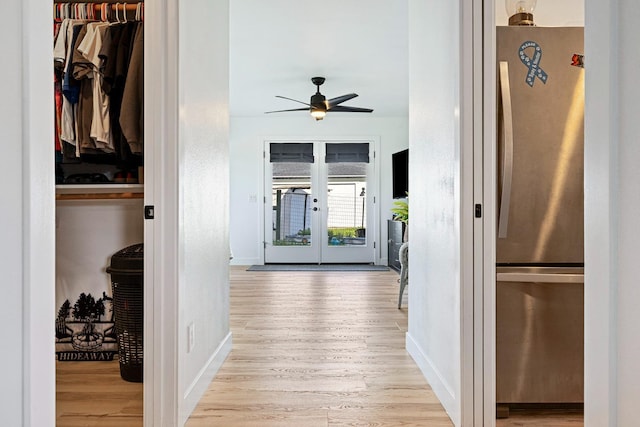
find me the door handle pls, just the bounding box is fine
[498,61,514,239]
[313,207,318,211]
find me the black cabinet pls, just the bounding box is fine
[387,220,405,272]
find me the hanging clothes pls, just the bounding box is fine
[77,21,114,152]
[52,3,144,172]
[120,22,144,154]
[100,21,138,161]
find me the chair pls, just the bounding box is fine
[398,242,409,308]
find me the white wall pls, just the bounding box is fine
[55,201,144,311]
[2,4,25,424]
[229,116,408,266]
[585,0,640,425]
[0,0,55,425]
[613,3,640,420]
[407,0,462,425]
[496,0,584,26]
[178,0,231,423]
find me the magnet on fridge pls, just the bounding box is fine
[571,54,584,68]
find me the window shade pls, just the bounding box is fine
[269,143,314,163]
[325,143,369,163]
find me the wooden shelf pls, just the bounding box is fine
[56,184,143,200]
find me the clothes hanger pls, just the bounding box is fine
[122,3,128,23]
[135,3,141,22]
[101,3,108,22]
[114,3,121,23]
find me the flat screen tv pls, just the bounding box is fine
[392,149,408,199]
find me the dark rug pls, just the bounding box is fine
[247,264,390,272]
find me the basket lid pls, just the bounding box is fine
[108,243,143,271]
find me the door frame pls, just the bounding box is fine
[144,0,180,424]
[261,136,381,265]
[465,0,488,425]
[22,0,176,424]
[479,0,498,425]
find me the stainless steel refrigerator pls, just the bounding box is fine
[496,26,584,407]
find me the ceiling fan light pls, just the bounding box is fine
[311,109,326,120]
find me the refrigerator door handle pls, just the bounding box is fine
[497,272,584,283]
[498,61,514,239]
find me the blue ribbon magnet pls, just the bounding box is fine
[519,41,548,87]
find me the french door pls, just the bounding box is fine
[264,141,376,264]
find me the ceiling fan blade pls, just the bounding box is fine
[265,107,310,114]
[327,93,358,108]
[328,105,374,113]
[275,95,311,107]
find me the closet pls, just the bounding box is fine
[53,1,144,424]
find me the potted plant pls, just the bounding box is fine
[391,195,408,242]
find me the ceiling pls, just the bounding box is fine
[229,0,409,118]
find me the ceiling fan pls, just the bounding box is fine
[265,77,373,121]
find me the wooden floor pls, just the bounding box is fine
[496,409,584,426]
[186,266,452,426]
[56,266,583,426]
[56,359,143,426]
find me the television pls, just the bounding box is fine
[392,149,408,199]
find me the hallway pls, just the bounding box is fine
[186,266,453,426]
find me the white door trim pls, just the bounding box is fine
[481,0,498,425]
[460,0,487,425]
[583,1,615,424]
[144,0,180,425]
[22,0,56,422]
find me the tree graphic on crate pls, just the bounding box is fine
[55,290,118,360]
[71,293,105,351]
[55,299,74,339]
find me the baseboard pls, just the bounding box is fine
[406,332,460,426]
[180,332,232,425]
[230,257,261,266]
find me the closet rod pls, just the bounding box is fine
[56,192,144,201]
[55,3,141,12]
[54,0,142,4]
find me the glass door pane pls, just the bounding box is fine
[271,162,312,247]
[321,143,375,264]
[326,162,367,247]
[264,143,319,263]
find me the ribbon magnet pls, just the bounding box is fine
[519,41,548,87]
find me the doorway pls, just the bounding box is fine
[486,1,586,425]
[264,140,376,264]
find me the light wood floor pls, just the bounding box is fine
[56,266,583,426]
[187,266,452,426]
[56,359,143,426]
[496,409,584,426]
[496,410,584,427]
